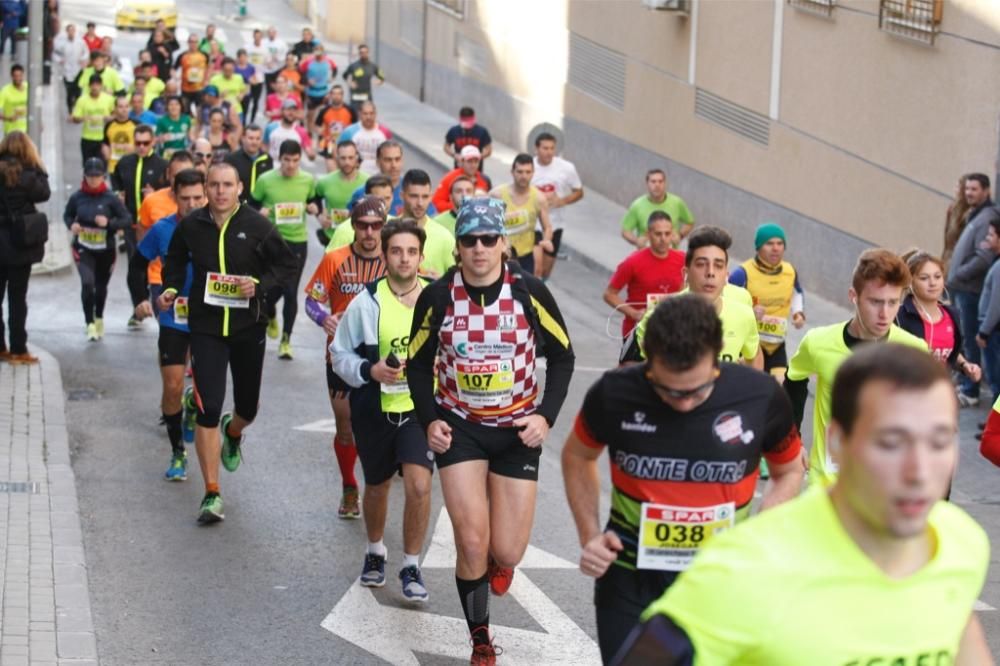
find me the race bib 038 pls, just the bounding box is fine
[636,502,735,572]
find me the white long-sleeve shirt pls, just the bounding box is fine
[52,34,90,83]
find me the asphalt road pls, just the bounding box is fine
[34,0,1000,663]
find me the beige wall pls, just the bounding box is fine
[368,0,1000,255]
[320,0,367,46]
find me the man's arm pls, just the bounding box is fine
[562,430,605,547]
[760,383,805,509]
[956,613,995,666]
[620,208,646,248]
[407,285,444,429]
[330,294,374,389]
[560,187,584,208]
[161,219,190,294]
[603,285,642,324]
[536,195,554,244]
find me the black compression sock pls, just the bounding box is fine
[456,574,490,645]
[163,411,183,456]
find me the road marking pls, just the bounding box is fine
[974,600,996,611]
[292,419,338,433]
[321,510,601,664]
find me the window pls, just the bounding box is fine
[787,0,835,18]
[430,0,466,19]
[879,0,943,45]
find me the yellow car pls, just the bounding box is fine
[115,0,178,30]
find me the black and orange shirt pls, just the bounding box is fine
[574,363,801,572]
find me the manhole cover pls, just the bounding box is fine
[66,388,100,401]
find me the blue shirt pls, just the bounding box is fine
[347,183,437,218]
[130,109,160,126]
[304,58,333,98]
[137,213,192,332]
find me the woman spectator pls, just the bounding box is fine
[897,249,981,381]
[943,174,971,264]
[0,131,50,364]
[63,157,131,341]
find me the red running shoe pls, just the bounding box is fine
[487,556,514,596]
[469,627,502,665]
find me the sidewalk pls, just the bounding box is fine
[0,350,97,666]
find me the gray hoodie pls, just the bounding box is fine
[947,203,1000,294]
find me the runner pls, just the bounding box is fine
[563,294,804,663]
[101,96,137,173]
[339,101,390,175]
[208,58,247,113]
[432,175,475,235]
[624,226,761,369]
[315,140,366,245]
[76,52,126,97]
[263,98,314,162]
[343,44,384,109]
[0,64,28,135]
[298,43,338,135]
[603,211,684,338]
[264,76,302,123]
[443,107,492,170]
[224,124,273,204]
[407,197,575,663]
[531,132,583,280]
[315,85,357,172]
[304,195,388,519]
[127,168,206,480]
[331,219,434,599]
[173,34,209,114]
[490,154,553,276]
[345,140,406,216]
[330,169,453,279]
[155,96,195,159]
[250,139,320,359]
[616,344,992,666]
[111,124,167,280]
[261,26,288,93]
[64,157,132,341]
[431,145,491,214]
[728,221,806,381]
[243,31,268,123]
[620,169,693,249]
[70,74,114,167]
[157,162,298,524]
[784,248,927,486]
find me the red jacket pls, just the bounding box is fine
[431,168,491,214]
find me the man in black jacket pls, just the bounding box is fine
[111,125,167,255]
[223,124,272,204]
[158,161,298,525]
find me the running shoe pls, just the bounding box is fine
[399,565,429,602]
[360,551,386,587]
[469,628,502,666]
[94,318,104,338]
[197,493,224,524]
[487,556,514,596]
[266,317,280,340]
[220,412,243,472]
[7,353,38,365]
[86,323,99,341]
[278,334,293,360]
[338,486,360,519]
[181,386,197,443]
[127,316,142,330]
[759,458,770,480]
[164,452,188,481]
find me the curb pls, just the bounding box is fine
[32,81,72,276]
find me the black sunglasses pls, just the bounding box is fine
[645,366,720,400]
[354,220,384,231]
[458,234,501,249]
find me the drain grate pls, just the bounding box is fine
[0,481,40,494]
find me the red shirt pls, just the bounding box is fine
[608,248,685,336]
[922,306,956,364]
[432,167,491,214]
[83,33,103,52]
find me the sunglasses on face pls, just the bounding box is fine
[458,234,501,248]
[354,220,384,231]
[645,366,720,400]
[194,152,211,159]
[134,140,152,147]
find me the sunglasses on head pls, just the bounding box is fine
[458,234,501,248]
[354,220,384,231]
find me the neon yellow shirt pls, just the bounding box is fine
[0,82,28,134]
[643,487,989,666]
[328,215,455,280]
[724,282,752,308]
[786,322,928,485]
[72,93,115,141]
[208,73,247,107]
[376,278,425,412]
[636,290,759,363]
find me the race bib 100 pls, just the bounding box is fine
[636,502,735,571]
[757,314,788,344]
[204,272,250,308]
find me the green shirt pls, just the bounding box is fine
[433,210,458,235]
[77,66,125,94]
[329,216,456,279]
[0,82,28,134]
[620,193,694,242]
[208,73,247,107]
[316,170,368,239]
[155,114,192,158]
[643,487,989,666]
[134,77,166,109]
[785,322,928,486]
[72,93,116,141]
[251,169,317,244]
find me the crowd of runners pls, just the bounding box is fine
[0,12,996,666]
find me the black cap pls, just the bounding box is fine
[83,157,105,176]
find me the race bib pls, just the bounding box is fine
[77,227,107,250]
[84,115,104,134]
[203,272,250,308]
[352,92,369,101]
[274,202,304,225]
[757,314,788,344]
[455,360,514,408]
[645,293,668,309]
[186,67,204,83]
[173,296,189,325]
[331,208,350,224]
[381,369,409,395]
[505,210,531,235]
[636,502,735,571]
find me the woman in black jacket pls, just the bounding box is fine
[897,249,982,384]
[0,131,51,365]
[64,157,131,341]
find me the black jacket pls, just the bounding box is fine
[895,294,962,369]
[0,162,50,265]
[224,149,273,203]
[111,152,168,219]
[162,203,299,337]
[63,188,132,252]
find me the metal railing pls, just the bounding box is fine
[787,0,836,19]
[879,0,943,45]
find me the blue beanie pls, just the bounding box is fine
[754,222,786,250]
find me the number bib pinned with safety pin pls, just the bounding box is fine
[204,272,250,308]
[636,501,735,571]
